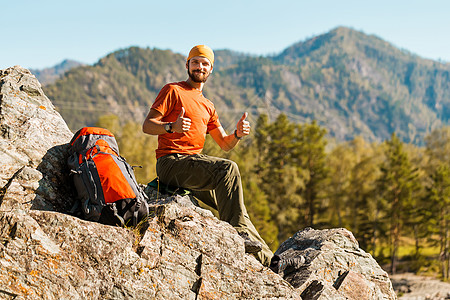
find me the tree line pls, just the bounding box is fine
[97,113,449,279]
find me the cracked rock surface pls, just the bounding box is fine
[273,227,397,299]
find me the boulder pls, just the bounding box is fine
[0,66,73,212]
[272,227,397,299]
[0,66,397,299]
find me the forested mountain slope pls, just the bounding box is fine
[44,27,450,144]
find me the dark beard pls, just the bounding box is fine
[188,66,210,83]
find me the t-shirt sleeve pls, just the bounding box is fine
[151,84,175,116]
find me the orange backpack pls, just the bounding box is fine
[67,127,148,227]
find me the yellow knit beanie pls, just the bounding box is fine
[187,45,214,66]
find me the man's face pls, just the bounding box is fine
[187,56,213,83]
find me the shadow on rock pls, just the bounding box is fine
[35,143,77,213]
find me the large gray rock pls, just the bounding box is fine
[0,197,301,299]
[273,227,397,299]
[0,66,73,212]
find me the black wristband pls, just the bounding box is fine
[234,130,242,140]
[164,122,173,133]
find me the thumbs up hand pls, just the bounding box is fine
[236,112,250,138]
[173,107,191,133]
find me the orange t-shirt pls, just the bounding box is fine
[151,81,222,159]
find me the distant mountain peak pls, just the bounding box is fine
[276,26,413,65]
[30,59,85,86]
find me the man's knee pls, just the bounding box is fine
[222,160,241,178]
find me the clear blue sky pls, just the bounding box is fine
[1,0,449,70]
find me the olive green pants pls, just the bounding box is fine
[156,153,273,266]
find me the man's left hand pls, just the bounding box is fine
[236,112,250,138]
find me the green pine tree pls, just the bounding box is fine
[377,133,420,274]
[426,163,450,280]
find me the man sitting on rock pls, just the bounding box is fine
[142,45,273,266]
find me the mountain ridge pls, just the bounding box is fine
[41,27,450,144]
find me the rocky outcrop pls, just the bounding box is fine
[0,66,397,299]
[273,228,396,299]
[0,66,73,213]
[0,197,301,299]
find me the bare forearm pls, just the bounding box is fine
[142,118,170,135]
[221,112,250,151]
[221,132,240,151]
[210,127,242,152]
[143,107,191,135]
